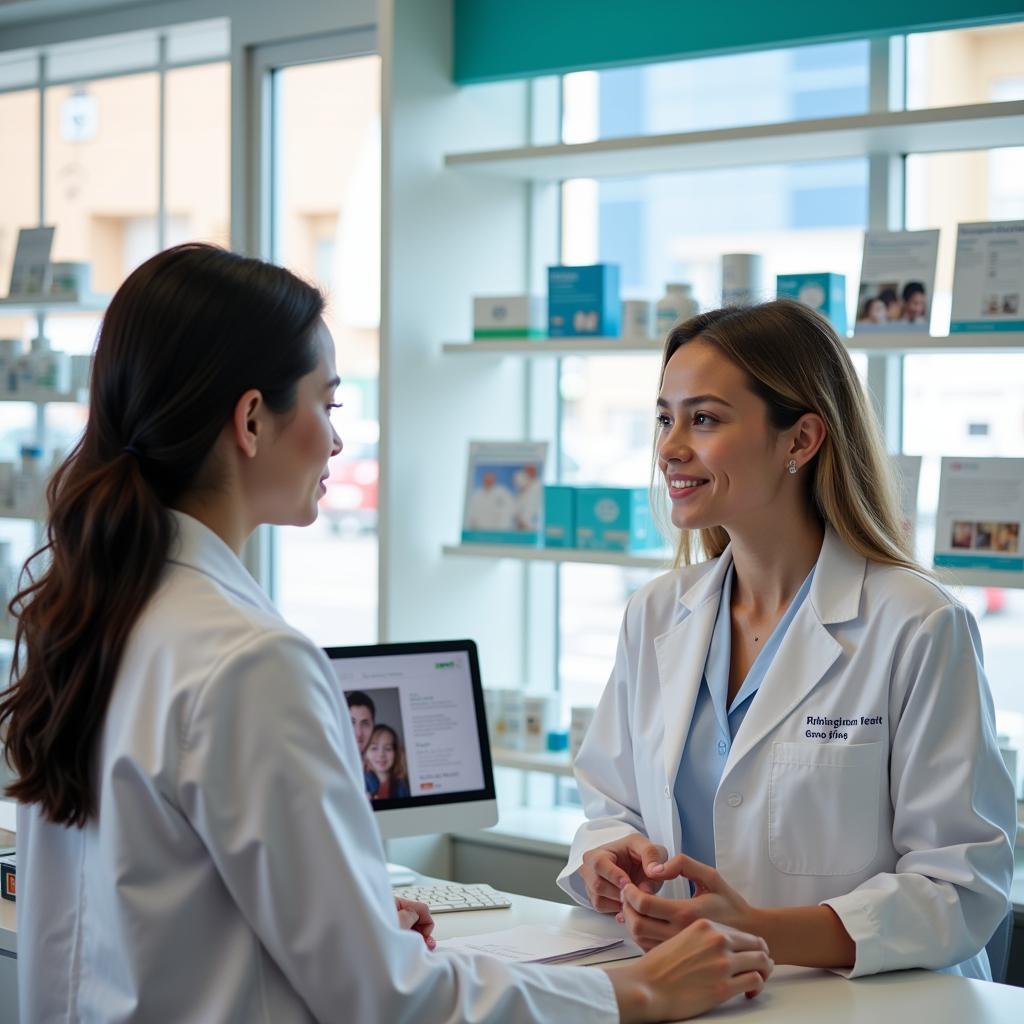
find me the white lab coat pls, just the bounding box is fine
[557,527,1016,979]
[17,512,617,1023]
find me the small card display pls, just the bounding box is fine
[949,221,1024,333]
[934,457,1024,574]
[461,441,547,546]
[854,230,939,334]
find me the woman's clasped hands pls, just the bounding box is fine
[619,851,755,952]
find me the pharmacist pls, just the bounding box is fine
[558,300,1016,979]
[3,244,772,1024]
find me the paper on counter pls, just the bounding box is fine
[437,924,623,963]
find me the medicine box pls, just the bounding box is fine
[543,485,575,548]
[776,273,847,334]
[575,486,662,552]
[473,295,546,339]
[547,264,620,337]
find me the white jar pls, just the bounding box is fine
[500,689,525,751]
[721,253,764,306]
[621,299,654,340]
[655,283,699,337]
[521,694,557,753]
[569,705,596,760]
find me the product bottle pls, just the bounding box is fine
[655,283,699,337]
[17,444,44,512]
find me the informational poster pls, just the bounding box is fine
[7,226,54,298]
[949,221,1024,333]
[934,457,1024,574]
[461,441,547,546]
[891,454,922,548]
[854,230,939,334]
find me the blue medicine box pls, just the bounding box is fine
[548,264,620,337]
[575,486,663,552]
[776,273,847,334]
[543,485,575,548]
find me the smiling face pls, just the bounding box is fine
[903,290,926,321]
[366,729,396,776]
[656,339,797,534]
[252,319,343,526]
[349,704,374,753]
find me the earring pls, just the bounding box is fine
[787,459,798,475]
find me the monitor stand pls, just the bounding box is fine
[387,861,417,886]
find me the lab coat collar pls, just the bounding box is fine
[657,525,866,792]
[167,510,279,618]
[655,552,732,804]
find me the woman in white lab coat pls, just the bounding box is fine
[0,244,772,1023]
[558,300,1016,979]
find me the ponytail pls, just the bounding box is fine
[0,243,323,826]
[2,447,172,825]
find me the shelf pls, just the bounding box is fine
[0,389,85,404]
[444,332,1024,357]
[445,100,1024,181]
[443,543,671,569]
[847,331,1024,354]
[0,505,42,522]
[0,295,109,315]
[444,338,663,356]
[491,748,575,777]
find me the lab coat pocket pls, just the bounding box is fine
[768,741,881,876]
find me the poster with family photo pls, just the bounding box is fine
[949,221,1024,333]
[934,457,1024,575]
[461,441,548,546]
[854,230,939,334]
[345,686,411,801]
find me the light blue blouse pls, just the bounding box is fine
[673,561,815,869]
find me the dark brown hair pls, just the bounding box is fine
[0,243,324,826]
[657,300,917,571]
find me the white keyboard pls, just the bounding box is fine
[394,882,512,914]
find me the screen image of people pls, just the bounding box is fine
[346,689,410,800]
[339,652,486,801]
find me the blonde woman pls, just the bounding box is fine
[557,300,1015,980]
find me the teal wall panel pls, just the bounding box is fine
[454,0,1024,83]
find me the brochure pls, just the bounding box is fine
[461,441,548,546]
[7,226,55,298]
[437,925,623,964]
[891,454,922,548]
[854,230,939,334]
[949,221,1024,333]
[934,457,1024,574]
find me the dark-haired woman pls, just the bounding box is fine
[559,300,1015,980]
[1,244,771,1023]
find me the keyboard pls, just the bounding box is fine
[394,882,512,913]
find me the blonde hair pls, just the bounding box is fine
[652,299,919,572]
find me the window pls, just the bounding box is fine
[531,28,1024,812]
[269,54,382,646]
[0,25,229,658]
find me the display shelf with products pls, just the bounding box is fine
[444,100,1024,182]
[0,296,110,316]
[491,748,575,777]
[0,389,85,405]
[443,332,1024,357]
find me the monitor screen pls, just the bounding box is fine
[325,639,497,838]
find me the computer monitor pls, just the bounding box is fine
[325,639,498,840]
